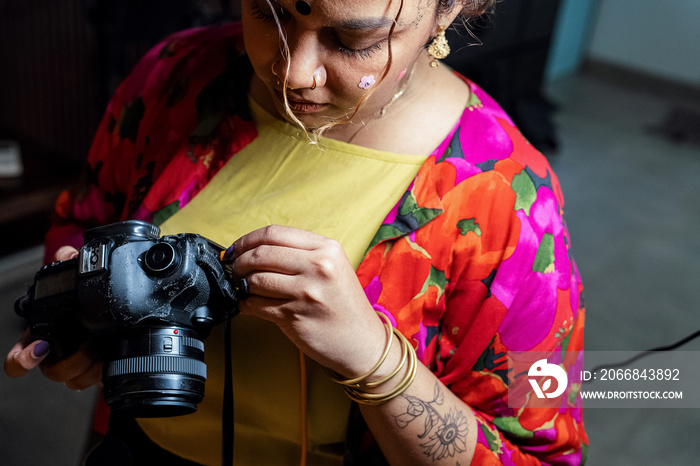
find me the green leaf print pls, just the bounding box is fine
[512,171,537,216]
[533,233,555,273]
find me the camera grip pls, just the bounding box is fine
[15,282,87,364]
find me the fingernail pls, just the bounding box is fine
[222,243,236,261]
[33,341,51,358]
[70,252,79,259]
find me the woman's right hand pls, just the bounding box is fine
[3,246,103,390]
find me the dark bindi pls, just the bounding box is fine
[295,0,311,15]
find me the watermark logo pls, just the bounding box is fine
[508,351,697,408]
[528,359,568,399]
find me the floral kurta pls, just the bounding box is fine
[47,23,587,465]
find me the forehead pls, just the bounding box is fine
[274,0,433,27]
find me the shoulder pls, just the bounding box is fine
[103,22,252,144]
[97,21,255,154]
[433,74,565,210]
[84,22,257,221]
[111,23,246,103]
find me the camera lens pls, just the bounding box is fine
[103,327,206,418]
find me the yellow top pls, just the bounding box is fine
[137,99,427,465]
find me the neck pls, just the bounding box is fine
[329,54,431,144]
[329,55,471,155]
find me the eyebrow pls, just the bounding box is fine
[266,0,397,31]
[333,17,396,31]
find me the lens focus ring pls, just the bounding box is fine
[106,355,206,379]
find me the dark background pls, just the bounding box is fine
[0,0,234,255]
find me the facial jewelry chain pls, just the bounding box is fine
[366,65,416,122]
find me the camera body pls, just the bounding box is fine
[15,220,241,417]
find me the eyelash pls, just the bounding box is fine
[336,41,384,60]
[249,1,385,60]
[250,1,280,23]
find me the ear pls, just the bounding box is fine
[433,1,465,34]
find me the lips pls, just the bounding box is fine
[273,90,327,114]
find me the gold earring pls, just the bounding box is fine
[428,26,450,68]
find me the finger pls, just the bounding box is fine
[232,244,308,278]
[40,341,98,383]
[64,359,104,391]
[243,271,303,300]
[225,225,324,261]
[55,245,80,261]
[4,339,51,377]
[237,294,293,323]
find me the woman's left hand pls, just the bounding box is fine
[226,225,387,378]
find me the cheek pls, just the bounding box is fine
[330,69,368,96]
[242,22,278,77]
[328,47,418,103]
[324,57,389,101]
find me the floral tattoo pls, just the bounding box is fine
[394,383,469,461]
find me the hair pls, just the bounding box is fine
[438,0,497,19]
[267,0,497,142]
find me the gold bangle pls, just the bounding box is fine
[329,312,393,387]
[365,327,408,388]
[343,327,418,406]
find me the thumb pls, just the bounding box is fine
[4,339,50,377]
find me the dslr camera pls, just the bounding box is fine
[15,220,243,418]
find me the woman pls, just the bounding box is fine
[5,0,587,464]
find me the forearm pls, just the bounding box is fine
[348,331,478,465]
[361,363,477,465]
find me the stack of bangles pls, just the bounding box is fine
[329,312,418,405]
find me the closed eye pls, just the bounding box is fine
[335,40,385,60]
[250,0,286,23]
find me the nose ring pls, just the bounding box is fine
[271,60,281,86]
[272,60,318,90]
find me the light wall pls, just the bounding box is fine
[546,0,598,80]
[587,0,700,86]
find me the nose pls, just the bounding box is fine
[277,33,325,90]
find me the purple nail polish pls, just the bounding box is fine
[33,341,50,358]
[223,243,235,261]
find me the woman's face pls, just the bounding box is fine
[242,0,441,128]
